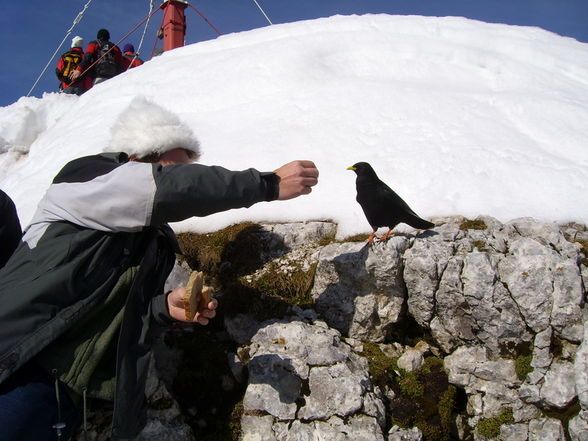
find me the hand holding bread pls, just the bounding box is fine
[166,271,217,324]
[183,271,213,320]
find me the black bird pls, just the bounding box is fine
[347,162,435,243]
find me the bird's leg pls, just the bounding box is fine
[380,229,394,242]
[367,230,378,245]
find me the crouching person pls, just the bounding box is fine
[0,96,319,440]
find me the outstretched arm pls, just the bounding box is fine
[150,160,319,225]
[31,154,320,234]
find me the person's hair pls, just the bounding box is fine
[133,152,161,163]
[97,28,110,41]
[132,148,198,163]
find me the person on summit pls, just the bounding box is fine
[70,28,125,86]
[55,36,92,95]
[0,96,319,441]
[121,43,144,70]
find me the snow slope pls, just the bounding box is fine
[1,14,587,238]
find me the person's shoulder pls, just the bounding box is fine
[0,189,13,207]
[86,40,100,50]
[53,153,129,184]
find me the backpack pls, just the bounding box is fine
[94,41,119,78]
[58,50,82,83]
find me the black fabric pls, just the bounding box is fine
[0,190,22,269]
[261,172,280,201]
[94,41,119,78]
[150,163,270,225]
[52,152,128,184]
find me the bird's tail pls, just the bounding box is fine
[405,215,435,230]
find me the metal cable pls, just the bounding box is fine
[126,0,155,71]
[252,0,273,25]
[26,0,93,97]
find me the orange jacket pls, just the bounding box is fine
[55,47,92,92]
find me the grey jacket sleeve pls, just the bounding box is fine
[150,163,278,226]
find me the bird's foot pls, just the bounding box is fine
[379,229,394,242]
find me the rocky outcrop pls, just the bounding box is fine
[240,319,386,440]
[310,237,409,341]
[239,218,584,441]
[81,217,586,440]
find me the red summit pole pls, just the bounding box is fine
[159,0,188,51]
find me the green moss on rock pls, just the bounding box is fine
[476,408,514,439]
[389,356,457,441]
[342,233,371,242]
[361,342,397,389]
[178,222,316,321]
[438,386,457,432]
[176,222,265,284]
[244,261,317,306]
[400,371,425,398]
[515,354,533,380]
[460,219,487,231]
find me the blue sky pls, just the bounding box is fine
[2,0,587,107]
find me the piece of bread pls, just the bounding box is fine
[183,271,203,320]
[200,286,212,311]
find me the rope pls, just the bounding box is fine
[126,0,155,71]
[251,0,273,25]
[26,0,93,97]
[188,3,222,36]
[70,8,160,88]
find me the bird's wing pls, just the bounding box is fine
[374,180,433,228]
[373,180,415,213]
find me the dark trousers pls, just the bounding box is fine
[61,86,85,96]
[0,362,80,441]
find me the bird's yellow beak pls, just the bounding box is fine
[346,166,356,171]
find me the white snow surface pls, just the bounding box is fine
[1,14,587,238]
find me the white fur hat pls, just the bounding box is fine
[71,36,84,48]
[107,96,201,159]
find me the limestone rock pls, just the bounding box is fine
[298,361,367,420]
[500,423,529,441]
[311,237,409,340]
[539,361,576,409]
[260,221,338,250]
[241,415,276,441]
[388,425,423,441]
[241,320,385,440]
[569,410,588,441]
[528,417,566,441]
[396,348,424,372]
[575,324,588,409]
